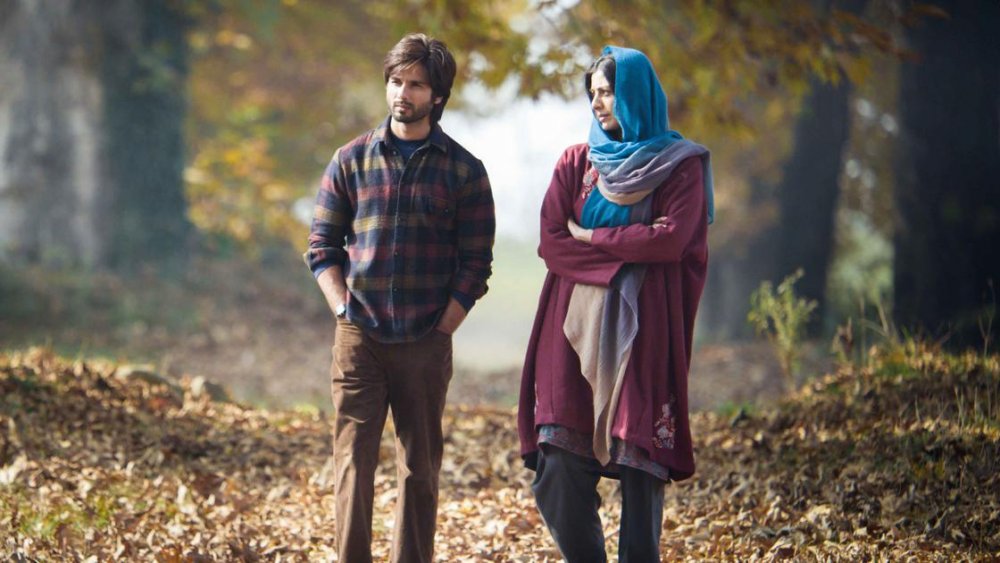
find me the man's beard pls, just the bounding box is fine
[391,101,434,124]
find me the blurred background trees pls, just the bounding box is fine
[893,0,1000,347]
[1,0,997,369]
[0,0,191,271]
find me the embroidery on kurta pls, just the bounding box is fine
[581,167,598,199]
[652,397,677,449]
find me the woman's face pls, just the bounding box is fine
[589,70,621,136]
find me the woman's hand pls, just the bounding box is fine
[567,216,672,247]
[652,216,672,229]
[567,218,593,244]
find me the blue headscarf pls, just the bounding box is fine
[587,46,715,224]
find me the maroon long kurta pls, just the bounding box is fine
[518,143,708,481]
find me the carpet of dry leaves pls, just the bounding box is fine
[1,344,998,561]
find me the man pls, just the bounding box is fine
[305,33,495,562]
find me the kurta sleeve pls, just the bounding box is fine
[539,147,625,287]
[590,157,705,264]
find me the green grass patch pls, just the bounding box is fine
[714,400,757,419]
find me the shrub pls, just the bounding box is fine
[748,269,817,389]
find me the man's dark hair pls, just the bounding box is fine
[584,55,616,101]
[383,33,457,124]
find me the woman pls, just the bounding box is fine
[518,46,714,561]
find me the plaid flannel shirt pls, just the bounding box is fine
[305,117,495,342]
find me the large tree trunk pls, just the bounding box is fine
[102,0,191,272]
[0,1,109,267]
[698,76,854,341]
[771,75,854,332]
[699,0,867,340]
[0,0,190,271]
[893,0,1000,348]
[769,0,867,334]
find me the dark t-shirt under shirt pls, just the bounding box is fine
[394,136,425,162]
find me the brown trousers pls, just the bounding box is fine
[331,319,453,563]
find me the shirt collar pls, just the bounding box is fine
[375,116,448,153]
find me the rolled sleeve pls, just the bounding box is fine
[450,162,495,302]
[305,152,352,276]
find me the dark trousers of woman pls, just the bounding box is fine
[532,444,666,563]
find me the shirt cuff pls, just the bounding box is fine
[451,290,475,312]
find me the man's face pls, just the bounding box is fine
[386,63,441,126]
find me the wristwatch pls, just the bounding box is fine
[335,303,347,319]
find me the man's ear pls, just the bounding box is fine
[434,96,443,105]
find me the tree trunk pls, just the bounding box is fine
[0,0,190,272]
[697,74,854,341]
[769,0,868,334]
[699,180,776,341]
[893,0,1000,348]
[771,75,854,332]
[0,1,109,267]
[102,0,192,272]
[699,0,867,340]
